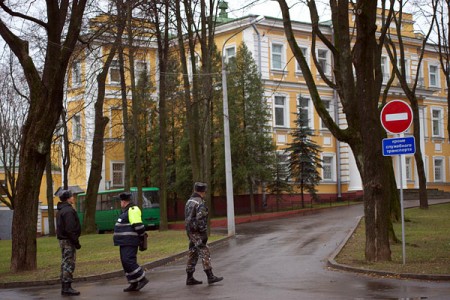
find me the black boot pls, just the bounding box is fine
[123,282,138,292]
[135,277,149,291]
[204,269,223,284]
[186,271,203,285]
[61,283,80,296]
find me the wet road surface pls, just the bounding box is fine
[1,203,450,299]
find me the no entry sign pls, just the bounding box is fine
[380,100,413,134]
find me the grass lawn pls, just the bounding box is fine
[0,230,224,283]
[335,202,450,275]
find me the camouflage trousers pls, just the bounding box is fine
[59,239,77,283]
[186,232,211,273]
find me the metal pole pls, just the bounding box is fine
[399,154,406,264]
[222,58,235,236]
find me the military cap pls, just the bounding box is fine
[194,182,207,193]
[59,190,73,201]
[119,192,132,201]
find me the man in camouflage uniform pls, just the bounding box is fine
[185,182,223,285]
[56,190,81,296]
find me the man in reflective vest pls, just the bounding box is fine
[113,192,149,292]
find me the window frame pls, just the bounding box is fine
[321,153,336,182]
[295,46,309,73]
[428,63,440,88]
[320,99,334,130]
[433,156,445,182]
[317,48,329,75]
[431,107,444,138]
[271,42,285,71]
[71,60,82,87]
[111,161,125,187]
[72,114,82,141]
[109,59,121,84]
[274,94,289,128]
[224,45,236,64]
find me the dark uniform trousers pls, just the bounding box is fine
[59,239,77,283]
[120,245,145,283]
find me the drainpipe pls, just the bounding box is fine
[330,24,342,201]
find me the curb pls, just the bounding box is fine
[327,214,450,282]
[0,236,234,289]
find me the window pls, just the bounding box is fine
[433,157,445,182]
[429,64,440,87]
[224,46,236,63]
[431,107,444,138]
[274,95,288,127]
[322,154,335,181]
[72,115,81,141]
[381,56,389,83]
[135,61,149,84]
[271,43,284,70]
[397,58,410,83]
[109,60,120,84]
[277,151,290,181]
[110,108,123,139]
[317,49,329,74]
[112,162,125,187]
[320,100,334,129]
[405,157,413,181]
[295,46,309,72]
[417,65,425,87]
[71,60,81,86]
[298,95,312,128]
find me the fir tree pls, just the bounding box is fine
[286,96,322,208]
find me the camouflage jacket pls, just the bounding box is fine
[185,193,208,233]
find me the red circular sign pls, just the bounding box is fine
[380,100,413,134]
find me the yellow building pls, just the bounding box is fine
[58,6,450,215]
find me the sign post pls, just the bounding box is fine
[380,100,414,265]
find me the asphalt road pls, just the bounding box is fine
[1,202,450,299]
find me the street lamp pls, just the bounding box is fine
[221,16,264,236]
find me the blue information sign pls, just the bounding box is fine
[382,136,416,156]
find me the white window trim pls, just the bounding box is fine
[273,94,290,128]
[433,156,445,183]
[397,58,411,83]
[321,153,336,182]
[71,60,82,87]
[381,55,389,83]
[428,63,440,88]
[431,106,444,138]
[405,156,413,181]
[135,60,149,83]
[317,48,331,75]
[224,45,236,63]
[72,114,81,141]
[319,98,334,130]
[271,42,286,71]
[109,59,120,85]
[111,161,125,187]
[297,94,314,129]
[295,46,310,73]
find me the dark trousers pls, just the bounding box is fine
[120,245,145,283]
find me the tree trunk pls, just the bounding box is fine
[119,47,131,191]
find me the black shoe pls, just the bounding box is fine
[205,269,223,285]
[186,272,203,285]
[123,282,138,292]
[135,277,149,291]
[61,283,80,296]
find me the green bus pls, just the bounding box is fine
[76,187,160,233]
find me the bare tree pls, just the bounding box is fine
[277,0,395,261]
[434,0,450,138]
[0,0,88,271]
[384,0,437,209]
[0,58,28,210]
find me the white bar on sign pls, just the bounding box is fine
[386,112,408,121]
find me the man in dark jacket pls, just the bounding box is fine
[113,192,149,292]
[185,182,223,285]
[56,189,81,296]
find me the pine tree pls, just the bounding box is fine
[286,96,322,208]
[214,42,276,212]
